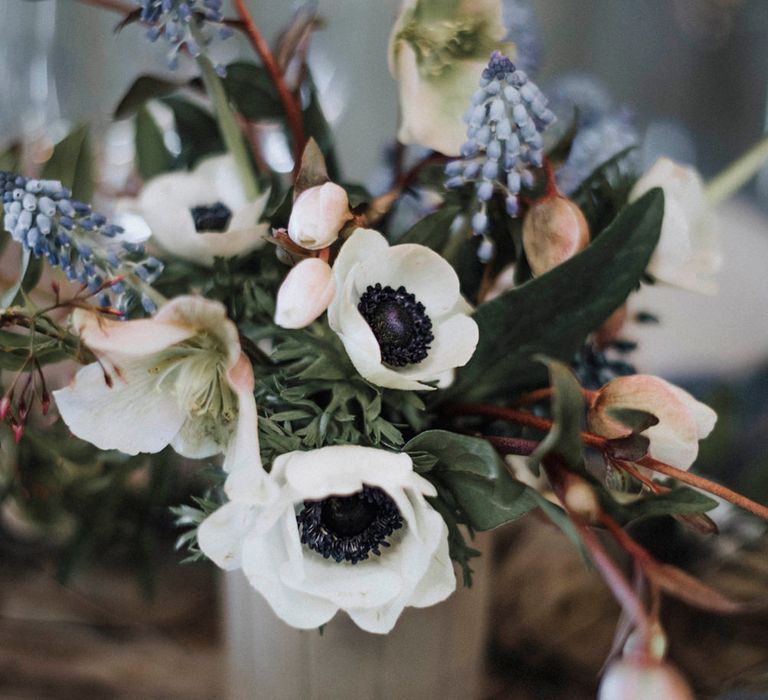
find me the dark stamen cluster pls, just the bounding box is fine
[358,283,434,367]
[190,201,232,232]
[297,485,403,565]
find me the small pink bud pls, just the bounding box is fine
[0,396,11,421]
[11,422,24,444]
[275,257,336,329]
[522,195,590,276]
[599,658,694,700]
[288,183,352,250]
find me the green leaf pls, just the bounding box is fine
[41,125,93,201]
[135,106,174,179]
[398,205,461,251]
[294,138,329,198]
[441,188,664,402]
[161,96,224,169]
[302,72,340,180]
[0,246,31,309]
[528,357,585,472]
[606,407,660,433]
[223,61,283,120]
[603,486,718,524]
[114,75,182,119]
[0,142,21,171]
[404,430,536,530]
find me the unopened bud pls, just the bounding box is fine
[11,421,24,444]
[564,479,600,523]
[522,195,590,276]
[288,183,351,250]
[599,658,694,700]
[275,257,336,329]
[0,396,11,421]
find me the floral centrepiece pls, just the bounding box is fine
[198,446,454,633]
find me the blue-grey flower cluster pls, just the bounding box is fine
[137,0,233,74]
[501,0,542,75]
[548,74,638,195]
[445,51,555,234]
[1,171,162,313]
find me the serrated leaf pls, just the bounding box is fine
[398,205,461,251]
[441,189,665,402]
[41,125,93,200]
[114,75,182,119]
[528,357,585,472]
[135,106,174,179]
[404,430,536,530]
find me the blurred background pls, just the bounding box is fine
[1,1,767,698]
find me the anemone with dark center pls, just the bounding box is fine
[357,283,434,367]
[190,201,233,232]
[296,485,404,564]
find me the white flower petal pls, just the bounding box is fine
[53,360,186,455]
[275,258,336,329]
[197,501,255,571]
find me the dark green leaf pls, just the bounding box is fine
[294,138,329,198]
[114,75,182,119]
[605,433,650,461]
[404,430,537,530]
[427,492,480,587]
[603,486,718,524]
[302,73,340,180]
[398,205,461,251]
[441,188,664,402]
[135,106,174,179]
[0,142,21,171]
[161,96,224,169]
[606,407,660,433]
[529,357,585,472]
[0,246,31,308]
[41,125,93,200]
[223,61,283,120]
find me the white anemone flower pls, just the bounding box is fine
[388,0,517,156]
[139,154,270,267]
[629,157,722,295]
[198,445,455,634]
[588,374,717,470]
[53,296,262,474]
[327,228,479,391]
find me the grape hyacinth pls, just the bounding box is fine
[136,0,234,74]
[445,51,555,237]
[1,171,162,314]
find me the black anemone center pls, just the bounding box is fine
[190,201,232,232]
[297,485,403,564]
[358,284,433,367]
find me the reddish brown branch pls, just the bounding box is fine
[233,0,306,175]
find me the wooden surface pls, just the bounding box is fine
[1,516,766,700]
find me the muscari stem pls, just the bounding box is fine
[706,133,768,206]
[233,0,306,175]
[194,45,260,201]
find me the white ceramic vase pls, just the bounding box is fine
[222,534,492,700]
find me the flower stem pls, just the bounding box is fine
[194,46,260,201]
[705,133,768,206]
[233,0,306,174]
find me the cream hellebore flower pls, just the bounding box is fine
[287,182,352,250]
[139,154,270,266]
[388,0,517,156]
[328,228,479,391]
[629,157,722,295]
[588,375,717,470]
[198,445,455,634]
[53,295,261,473]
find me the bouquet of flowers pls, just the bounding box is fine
[2,1,767,697]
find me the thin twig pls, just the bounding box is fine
[233,0,306,174]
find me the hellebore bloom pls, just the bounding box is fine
[139,154,270,267]
[629,157,722,295]
[198,445,455,634]
[287,182,352,251]
[327,228,478,391]
[588,375,717,470]
[274,257,337,329]
[388,0,518,155]
[54,296,261,472]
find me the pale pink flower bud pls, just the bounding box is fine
[287,183,351,250]
[589,375,717,470]
[522,196,590,276]
[599,658,695,700]
[274,257,336,329]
